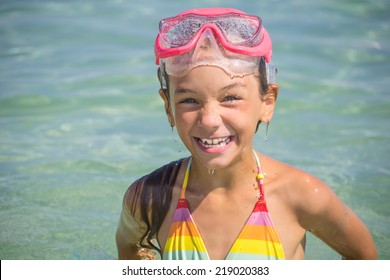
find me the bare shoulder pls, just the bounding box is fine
[260,153,349,231]
[260,153,334,213]
[259,153,377,259]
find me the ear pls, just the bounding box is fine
[259,84,279,123]
[159,89,175,127]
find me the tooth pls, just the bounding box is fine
[199,137,231,147]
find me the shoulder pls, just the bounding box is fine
[123,158,186,218]
[116,158,186,257]
[260,153,338,221]
[259,153,378,259]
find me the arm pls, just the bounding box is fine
[298,175,377,259]
[115,186,144,260]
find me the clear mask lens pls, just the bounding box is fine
[162,28,260,78]
[160,14,262,48]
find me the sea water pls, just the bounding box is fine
[0,0,389,259]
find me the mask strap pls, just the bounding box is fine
[158,62,169,98]
[258,56,277,91]
[266,61,277,84]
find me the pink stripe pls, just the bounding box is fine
[246,211,272,226]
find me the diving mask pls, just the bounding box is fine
[155,8,276,82]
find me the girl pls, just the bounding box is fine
[116,8,377,260]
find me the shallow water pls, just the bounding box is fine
[0,0,389,259]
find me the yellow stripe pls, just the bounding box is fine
[180,158,191,198]
[230,239,285,258]
[164,235,207,253]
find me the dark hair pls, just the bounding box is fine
[130,159,183,256]
[258,56,269,93]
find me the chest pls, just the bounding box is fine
[160,192,258,259]
[196,203,256,259]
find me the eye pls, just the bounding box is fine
[179,98,197,104]
[223,95,240,103]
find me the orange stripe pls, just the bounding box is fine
[238,225,280,242]
[168,221,200,237]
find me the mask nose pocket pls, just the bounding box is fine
[192,28,224,62]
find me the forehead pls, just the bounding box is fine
[169,65,259,92]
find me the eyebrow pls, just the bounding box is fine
[174,87,198,95]
[219,82,246,93]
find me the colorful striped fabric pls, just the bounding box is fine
[163,156,285,260]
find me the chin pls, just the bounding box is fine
[189,136,247,170]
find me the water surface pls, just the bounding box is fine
[0,0,389,259]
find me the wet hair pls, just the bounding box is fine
[130,159,184,257]
[258,56,269,93]
[256,56,270,132]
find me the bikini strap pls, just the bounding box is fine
[180,157,192,199]
[253,150,265,201]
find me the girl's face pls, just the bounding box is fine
[161,66,277,171]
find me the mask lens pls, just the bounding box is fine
[160,18,205,47]
[216,15,261,46]
[159,14,262,48]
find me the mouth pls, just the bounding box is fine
[195,136,233,150]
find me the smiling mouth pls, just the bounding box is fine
[196,136,232,149]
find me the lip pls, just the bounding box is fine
[194,136,234,154]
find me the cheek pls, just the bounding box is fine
[174,110,196,131]
[236,100,262,122]
[236,101,264,133]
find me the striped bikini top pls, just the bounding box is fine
[162,152,285,260]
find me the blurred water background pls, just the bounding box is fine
[0,0,389,259]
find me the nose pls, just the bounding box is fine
[197,103,222,129]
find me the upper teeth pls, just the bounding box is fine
[200,137,230,145]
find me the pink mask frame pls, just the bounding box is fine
[154,8,273,65]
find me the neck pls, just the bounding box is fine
[187,149,259,195]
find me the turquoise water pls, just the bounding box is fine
[0,0,389,260]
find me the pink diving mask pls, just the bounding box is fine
[154,8,275,81]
